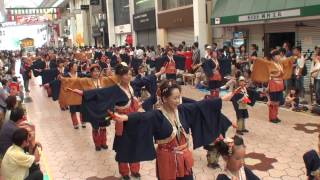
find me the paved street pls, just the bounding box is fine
[26,78,319,180]
[2,1,320,180]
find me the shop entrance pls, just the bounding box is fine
[264,32,295,56]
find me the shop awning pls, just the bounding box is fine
[211,0,320,25]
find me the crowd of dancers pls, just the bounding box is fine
[0,41,319,180]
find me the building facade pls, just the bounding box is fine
[157,0,194,47]
[155,0,212,54]
[211,0,320,91]
[133,0,157,47]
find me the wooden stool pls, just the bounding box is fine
[183,73,195,85]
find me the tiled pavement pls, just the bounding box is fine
[25,78,319,180]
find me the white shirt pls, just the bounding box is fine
[313,62,320,79]
[295,55,305,76]
[135,49,144,59]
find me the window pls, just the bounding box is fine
[134,0,155,14]
[113,0,130,26]
[161,0,192,11]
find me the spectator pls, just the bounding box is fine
[4,95,17,121]
[0,107,35,155]
[155,45,161,57]
[212,42,218,51]
[249,44,258,70]
[280,47,294,94]
[192,42,200,65]
[9,76,20,96]
[204,45,212,59]
[279,48,287,61]
[0,80,9,127]
[311,51,320,104]
[283,42,293,57]
[4,68,13,82]
[219,48,232,77]
[1,128,43,180]
[146,46,156,61]
[0,54,3,70]
[293,46,306,98]
[227,46,236,76]
[236,45,250,73]
[303,134,320,180]
[285,89,299,109]
[135,47,144,60]
[250,44,258,58]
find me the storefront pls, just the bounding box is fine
[133,10,156,47]
[115,24,132,46]
[158,6,194,47]
[113,0,131,46]
[211,0,320,91]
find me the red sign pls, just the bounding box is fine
[6,8,61,23]
[125,34,133,46]
[16,15,49,25]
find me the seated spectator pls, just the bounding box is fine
[4,95,17,122]
[9,76,20,96]
[1,128,43,180]
[303,134,320,180]
[0,107,35,156]
[285,89,299,109]
[0,80,9,128]
[1,79,10,94]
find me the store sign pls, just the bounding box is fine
[6,7,60,22]
[20,38,34,48]
[133,10,156,31]
[16,15,49,25]
[7,8,58,15]
[81,5,89,10]
[239,9,301,22]
[115,24,131,34]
